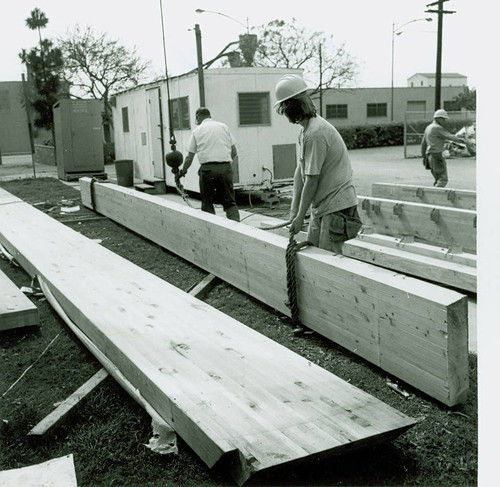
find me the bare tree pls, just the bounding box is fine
[253,19,358,94]
[59,26,150,142]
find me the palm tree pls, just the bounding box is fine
[25,8,49,78]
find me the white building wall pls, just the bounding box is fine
[113,88,152,179]
[112,67,302,193]
[202,68,300,186]
[407,73,467,88]
[318,86,466,127]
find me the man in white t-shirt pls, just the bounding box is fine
[274,75,362,254]
[180,108,240,221]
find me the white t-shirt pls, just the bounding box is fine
[187,118,236,164]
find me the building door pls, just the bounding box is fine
[272,144,297,180]
[147,88,165,179]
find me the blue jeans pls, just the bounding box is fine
[198,162,240,221]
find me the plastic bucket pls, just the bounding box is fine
[115,159,134,187]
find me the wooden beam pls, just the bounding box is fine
[79,179,469,406]
[343,239,476,293]
[0,454,77,487]
[372,183,476,210]
[28,368,109,436]
[0,188,416,485]
[0,268,39,331]
[358,195,476,253]
[356,231,476,268]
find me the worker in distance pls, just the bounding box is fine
[180,108,240,222]
[421,108,467,188]
[274,74,362,254]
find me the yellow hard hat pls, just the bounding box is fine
[434,109,449,119]
[274,74,309,107]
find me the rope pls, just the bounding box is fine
[261,219,292,230]
[90,177,99,212]
[89,177,112,213]
[0,242,18,266]
[285,235,311,330]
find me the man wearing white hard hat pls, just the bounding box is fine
[274,74,362,254]
[421,109,466,187]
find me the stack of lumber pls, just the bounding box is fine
[0,187,416,485]
[343,183,477,292]
[79,178,469,407]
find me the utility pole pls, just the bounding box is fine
[426,0,456,110]
[194,24,206,107]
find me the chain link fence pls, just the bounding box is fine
[404,110,476,158]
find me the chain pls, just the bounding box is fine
[174,174,193,207]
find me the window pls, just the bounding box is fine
[122,107,129,132]
[238,92,270,126]
[367,103,387,117]
[326,104,348,119]
[170,97,190,130]
[443,101,455,111]
[407,101,426,112]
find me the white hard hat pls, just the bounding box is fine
[274,74,309,107]
[434,109,449,119]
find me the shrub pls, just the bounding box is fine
[337,123,404,150]
[103,142,115,164]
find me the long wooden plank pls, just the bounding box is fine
[357,195,476,253]
[372,183,476,210]
[0,268,39,331]
[79,179,469,406]
[0,189,416,485]
[0,454,77,487]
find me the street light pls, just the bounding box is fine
[391,17,433,121]
[195,8,249,33]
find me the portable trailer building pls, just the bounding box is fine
[112,67,302,193]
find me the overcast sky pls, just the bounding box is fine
[1,0,483,89]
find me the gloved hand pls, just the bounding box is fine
[179,168,187,178]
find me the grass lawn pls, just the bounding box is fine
[0,177,477,487]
